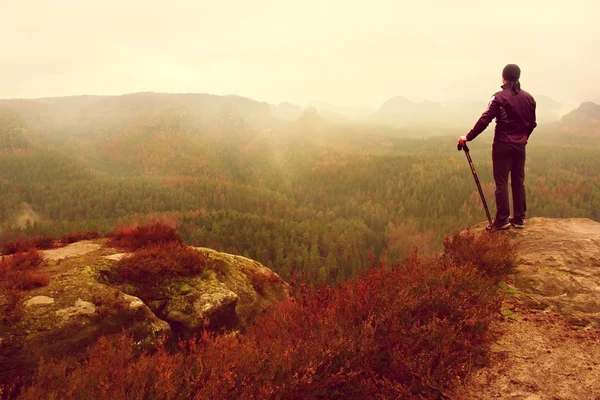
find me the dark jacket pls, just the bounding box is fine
[466,83,537,144]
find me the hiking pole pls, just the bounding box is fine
[457,143,493,225]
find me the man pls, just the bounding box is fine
[458,64,537,231]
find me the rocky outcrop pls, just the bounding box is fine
[104,247,291,337]
[0,240,291,386]
[457,217,600,399]
[475,217,600,329]
[0,246,170,386]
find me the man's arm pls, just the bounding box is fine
[466,95,501,141]
[528,99,537,137]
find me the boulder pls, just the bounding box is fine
[161,279,240,335]
[24,296,54,307]
[195,247,292,326]
[116,247,292,336]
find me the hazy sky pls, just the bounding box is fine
[1,0,599,108]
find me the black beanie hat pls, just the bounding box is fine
[502,64,521,81]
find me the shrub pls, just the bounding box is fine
[2,238,55,255]
[442,230,517,282]
[114,242,205,284]
[23,236,55,251]
[19,334,181,400]
[106,222,183,251]
[21,231,513,399]
[0,248,50,323]
[1,240,27,255]
[0,249,47,288]
[243,266,283,295]
[60,231,101,245]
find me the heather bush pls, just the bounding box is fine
[18,334,188,400]
[20,231,515,399]
[2,237,55,255]
[0,249,47,289]
[442,230,517,282]
[60,231,101,245]
[106,222,183,251]
[243,265,284,295]
[1,241,25,256]
[30,236,56,251]
[114,242,205,284]
[0,249,50,323]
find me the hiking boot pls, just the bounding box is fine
[509,217,524,229]
[486,220,510,232]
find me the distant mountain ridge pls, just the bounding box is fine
[557,101,600,137]
[563,101,600,119]
[370,94,564,127]
[370,96,444,126]
[0,92,582,139]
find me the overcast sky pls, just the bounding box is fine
[1,0,598,108]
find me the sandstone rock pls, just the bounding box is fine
[196,248,292,325]
[0,243,171,387]
[24,296,54,307]
[121,293,146,310]
[119,248,291,335]
[474,217,600,329]
[42,241,101,260]
[102,253,130,261]
[162,281,239,335]
[55,299,96,320]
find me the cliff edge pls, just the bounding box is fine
[457,217,600,399]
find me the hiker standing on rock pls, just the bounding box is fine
[458,64,537,232]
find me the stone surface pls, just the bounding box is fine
[162,282,240,334]
[474,217,600,329]
[195,247,292,326]
[43,241,101,260]
[452,217,600,399]
[454,304,600,399]
[102,253,130,261]
[55,299,97,320]
[24,296,55,307]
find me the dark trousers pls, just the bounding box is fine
[492,142,526,222]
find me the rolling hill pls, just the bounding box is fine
[557,101,600,137]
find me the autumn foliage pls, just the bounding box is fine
[17,230,516,399]
[115,242,205,284]
[106,222,183,251]
[60,231,101,245]
[0,248,49,323]
[2,237,56,255]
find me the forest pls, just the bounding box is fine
[1,94,599,284]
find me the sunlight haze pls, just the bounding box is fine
[1,0,598,108]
